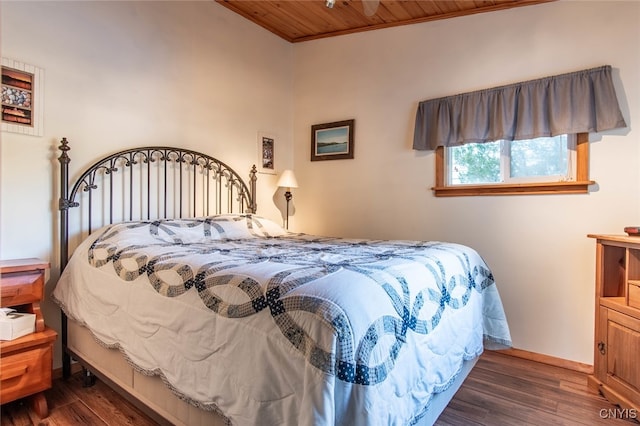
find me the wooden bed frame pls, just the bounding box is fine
[56,138,476,425]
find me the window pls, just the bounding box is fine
[449,134,574,184]
[434,133,592,196]
[414,67,625,197]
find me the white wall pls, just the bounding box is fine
[292,0,640,364]
[0,1,293,368]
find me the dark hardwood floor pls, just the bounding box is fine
[1,351,637,425]
[437,351,637,425]
[0,372,156,426]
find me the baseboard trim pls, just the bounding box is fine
[496,347,594,374]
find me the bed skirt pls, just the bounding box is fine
[67,319,229,426]
[66,319,477,426]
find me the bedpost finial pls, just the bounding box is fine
[59,137,69,151]
[59,137,71,163]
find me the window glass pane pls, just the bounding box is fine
[449,141,500,184]
[510,135,568,178]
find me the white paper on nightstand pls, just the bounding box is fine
[0,311,35,340]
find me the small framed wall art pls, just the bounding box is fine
[311,119,355,161]
[257,131,277,174]
[1,58,44,137]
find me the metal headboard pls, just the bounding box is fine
[57,137,257,377]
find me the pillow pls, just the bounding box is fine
[93,214,287,246]
[203,214,287,239]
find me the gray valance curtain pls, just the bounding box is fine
[413,65,626,150]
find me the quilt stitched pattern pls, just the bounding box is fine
[87,215,496,385]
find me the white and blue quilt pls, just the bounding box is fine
[53,214,511,426]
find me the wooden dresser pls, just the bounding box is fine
[0,258,57,418]
[587,235,640,413]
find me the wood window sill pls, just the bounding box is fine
[432,181,595,197]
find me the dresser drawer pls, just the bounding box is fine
[605,309,640,406]
[630,282,640,310]
[0,341,53,404]
[0,271,44,306]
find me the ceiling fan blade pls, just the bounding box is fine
[362,0,379,17]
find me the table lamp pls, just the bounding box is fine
[277,169,298,229]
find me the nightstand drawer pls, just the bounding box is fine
[0,340,53,404]
[0,271,44,306]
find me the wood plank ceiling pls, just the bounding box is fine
[215,0,554,43]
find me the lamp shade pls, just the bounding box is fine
[277,169,298,189]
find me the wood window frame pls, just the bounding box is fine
[433,133,594,197]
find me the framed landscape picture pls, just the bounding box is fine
[311,119,354,161]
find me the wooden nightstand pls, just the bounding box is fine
[0,258,57,418]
